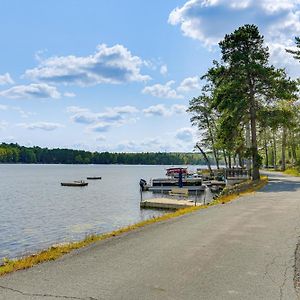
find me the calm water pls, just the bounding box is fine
[0,164,208,260]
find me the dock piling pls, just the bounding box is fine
[140,187,143,202]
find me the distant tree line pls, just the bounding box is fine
[0,143,209,165]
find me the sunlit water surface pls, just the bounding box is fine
[0,164,209,260]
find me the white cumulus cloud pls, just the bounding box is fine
[143,104,170,117]
[0,104,33,118]
[64,92,76,97]
[0,83,61,99]
[175,127,197,142]
[0,73,14,85]
[171,104,188,114]
[142,76,202,99]
[12,106,35,118]
[169,0,300,75]
[67,105,139,132]
[177,76,201,92]
[66,106,89,114]
[18,122,63,131]
[89,122,112,132]
[24,44,151,86]
[143,104,187,117]
[160,64,168,75]
[95,135,106,141]
[142,81,183,99]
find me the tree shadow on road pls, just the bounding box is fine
[259,177,300,193]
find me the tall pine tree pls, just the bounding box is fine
[206,25,297,180]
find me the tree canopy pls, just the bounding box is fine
[189,25,299,179]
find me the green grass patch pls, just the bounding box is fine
[284,168,300,177]
[0,176,268,277]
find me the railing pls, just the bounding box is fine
[224,168,249,179]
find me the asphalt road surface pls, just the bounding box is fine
[1,171,300,300]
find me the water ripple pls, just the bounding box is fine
[0,164,171,260]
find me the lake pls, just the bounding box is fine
[0,164,210,261]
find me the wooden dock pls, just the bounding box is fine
[203,180,226,187]
[148,186,205,193]
[140,198,202,209]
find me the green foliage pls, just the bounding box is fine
[188,94,221,168]
[189,24,299,179]
[286,37,300,61]
[0,143,208,165]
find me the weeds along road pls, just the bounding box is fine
[1,171,300,300]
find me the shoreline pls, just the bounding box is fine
[0,176,268,277]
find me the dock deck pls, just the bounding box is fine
[140,198,202,209]
[148,186,205,192]
[203,180,226,187]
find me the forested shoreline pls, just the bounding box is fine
[0,143,208,165]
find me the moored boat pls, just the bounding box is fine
[151,177,202,187]
[166,167,188,177]
[149,177,204,193]
[61,180,88,187]
[142,167,204,193]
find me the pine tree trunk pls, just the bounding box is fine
[248,76,260,180]
[273,131,277,168]
[245,121,252,172]
[238,154,243,168]
[281,126,287,171]
[233,154,237,167]
[195,144,212,174]
[264,136,269,168]
[206,116,219,169]
[292,145,297,165]
[222,149,228,168]
[249,105,260,180]
[228,152,232,169]
[291,132,297,165]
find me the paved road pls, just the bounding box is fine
[1,172,300,300]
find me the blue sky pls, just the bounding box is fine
[0,0,299,152]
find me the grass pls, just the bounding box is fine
[211,176,268,205]
[262,167,300,177]
[0,176,268,277]
[283,168,300,177]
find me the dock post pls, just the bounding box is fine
[140,187,143,202]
